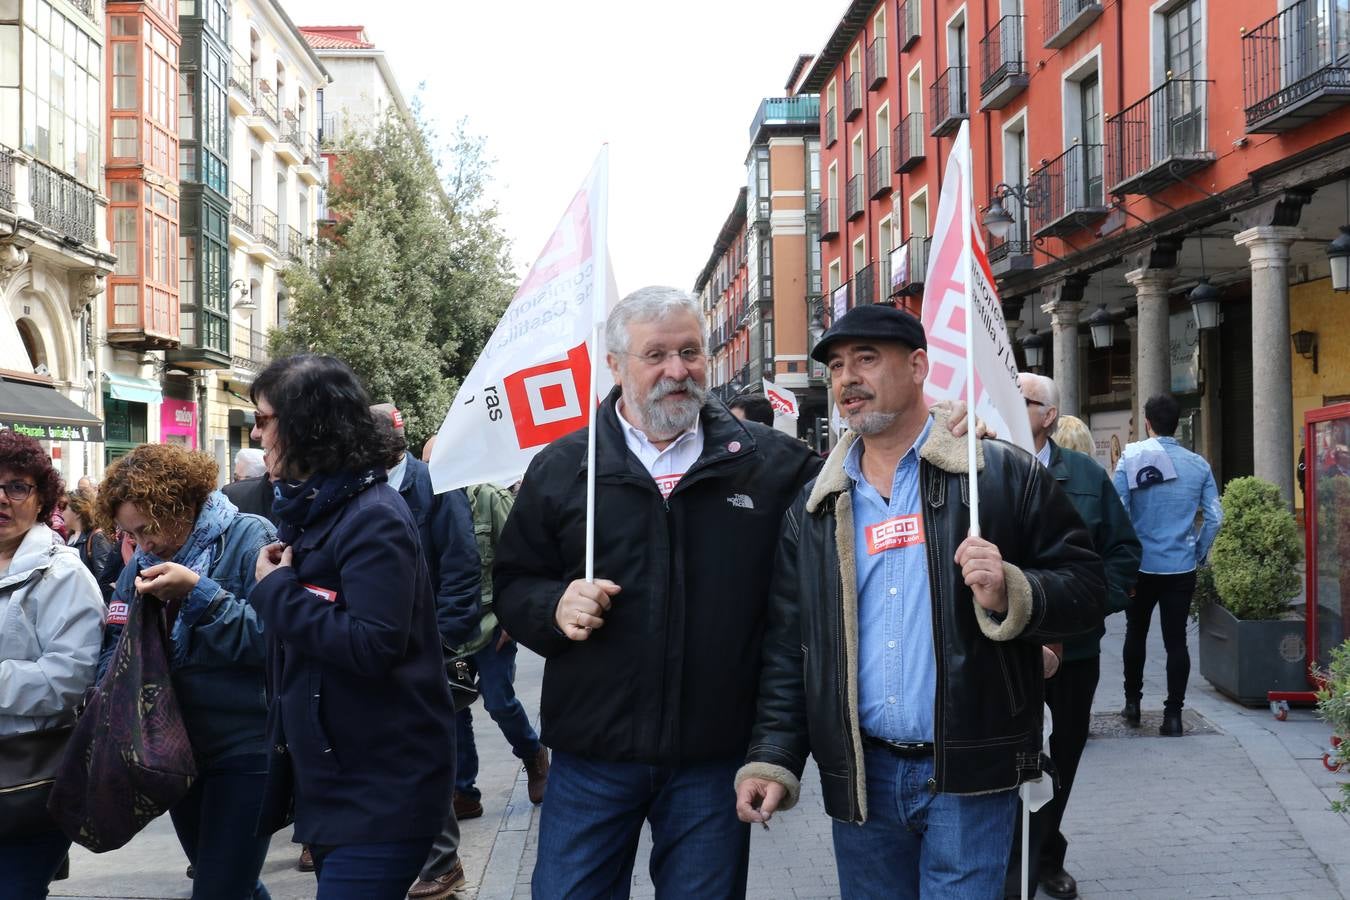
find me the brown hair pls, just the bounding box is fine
[64,489,97,531]
[95,443,218,535]
[0,429,64,521]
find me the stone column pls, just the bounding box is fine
[1126,315,1140,440]
[1039,277,1088,417]
[1234,225,1303,503]
[1124,267,1175,429]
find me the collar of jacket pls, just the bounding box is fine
[805,406,985,514]
[1046,439,1070,482]
[0,523,65,589]
[587,386,759,480]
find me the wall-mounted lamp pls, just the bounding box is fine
[230,278,256,311]
[1021,329,1046,371]
[1189,278,1221,331]
[1292,329,1318,374]
[1088,304,1115,350]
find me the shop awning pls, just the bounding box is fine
[104,372,164,405]
[0,379,104,442]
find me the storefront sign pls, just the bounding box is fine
[0,419,104,442]
[160,399,198,449]
[1170,311,1200,394]
[1089,409,1133,473]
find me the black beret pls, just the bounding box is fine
[810,304,928,363]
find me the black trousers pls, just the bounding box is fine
[1123,571,1197,712]
[1005,656,1100,898]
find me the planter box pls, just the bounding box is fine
[1198,602,1308,706]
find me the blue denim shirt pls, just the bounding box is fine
[844,415,936,742]
[1112,436,1222,574]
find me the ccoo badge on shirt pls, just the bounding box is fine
[866,514,925,556]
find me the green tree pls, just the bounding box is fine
[272,104,515,447]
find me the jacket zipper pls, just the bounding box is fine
[922,463,946,792]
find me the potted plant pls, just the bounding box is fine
[1198,477,1307,705]
[1316,639,1349,809]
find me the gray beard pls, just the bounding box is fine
[636,378,707,439]
[848,410,899,436]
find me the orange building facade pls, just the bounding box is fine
[104,0,180,351]
[695,82,825,441]
[804,0,1350,502]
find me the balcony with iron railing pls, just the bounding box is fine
[283,226,306,265]
[1030,143,1107,237]
[29,160,96,246]
[1044,0,1103,50]
[827,281,853,325]
[854,262,880,307]
[986,214,1033,277]
[867,37,888,90]
[749,95,820,141]
[893,113,926,173]
[889,237,930,297]
[1107,78,1214,195]
[1243,0,1350,133]
[844,73,863,121]
[253,81,279,124]
[868,145,892,199]
[818,197,840,240]
[980,15,1028,109]
[319,113,338,147]
[228,52,252,108]
[230,184,253,235]
[825,109,838,147]
[253,205,279,252]
[68,0,97,23]
[846,174,866,221]
[899,0,921,51]
[931,67,969,136]
[0,145,13,212]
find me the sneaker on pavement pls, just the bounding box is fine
[408,860,466,898]
[524,746,550,805]
[453,791,483,820]
[297,845,315,872]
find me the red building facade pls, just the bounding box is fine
[806,0,1350,501]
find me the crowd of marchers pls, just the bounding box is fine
[0,285,1221,900]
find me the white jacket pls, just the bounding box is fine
[0,522,106,737]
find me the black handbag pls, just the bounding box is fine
[447,656,479,712]
[0,723,73,838]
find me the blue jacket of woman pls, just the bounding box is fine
[100,510,277,764]
[250,482,456,845]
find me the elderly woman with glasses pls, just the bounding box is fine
[0,430,104,898]
[248,355,456,899]
[95,443,278,900]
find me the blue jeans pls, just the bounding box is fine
[0,828,71,899]
[455,635,541,799]
[169,752,273,900]
[533,751,749,899]
[311,837,434,900]
[832,747,1018,899]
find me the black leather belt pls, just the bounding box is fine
[862,734,934,758]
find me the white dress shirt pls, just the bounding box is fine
[617,400,704,500]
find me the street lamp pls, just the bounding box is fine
[982,182,1037,242]
[1327,225,1350,292]
[1189,278,1221,331]
[1021,329,1046,370]
[1087,304,1115,350]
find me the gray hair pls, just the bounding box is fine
[234,448,266,478]
[605,286,704,355]
[1018,372,1061,434]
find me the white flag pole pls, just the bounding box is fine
[584,145,610,583]
[959,126,981,538]
[1020,797,1031,900]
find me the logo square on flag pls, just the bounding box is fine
[503,342,593,449]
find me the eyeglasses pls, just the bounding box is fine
[1025,398,1046,409]
[0,481,37,503]
[622,347,707,367]
[254,412,277,429]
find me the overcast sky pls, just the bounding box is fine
[282,0,845,296]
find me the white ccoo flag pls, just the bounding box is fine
[920,122,1034,456]
[429,150,615,493]
[761,377,800,435]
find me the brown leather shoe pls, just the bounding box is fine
[524,745,550,805]
[297,845,315,872]
[408,860,466,898]
[453,792,483,820]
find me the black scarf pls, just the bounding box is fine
[271,468,385,544]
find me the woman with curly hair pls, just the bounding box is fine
[62,488,111,578]
[248,355,456,899]
[95,443,277,900]
[0,430,104,898]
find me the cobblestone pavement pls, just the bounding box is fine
[50,612,1350,899]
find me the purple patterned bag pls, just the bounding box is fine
[47,593,197,852]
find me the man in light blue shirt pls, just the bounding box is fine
[1113,393,1222,737]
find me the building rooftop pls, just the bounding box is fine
[298,25,375,50]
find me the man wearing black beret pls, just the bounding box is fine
[735,305,1105,898]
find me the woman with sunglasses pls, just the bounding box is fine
[95,443,278,900]
[248,355,456,899]
[0,430,104,898]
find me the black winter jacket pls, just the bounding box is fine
[738,416,1104,823]
[494,389,822,765]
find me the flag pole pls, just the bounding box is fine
[960,126,981,538]
[584,145,610,583]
